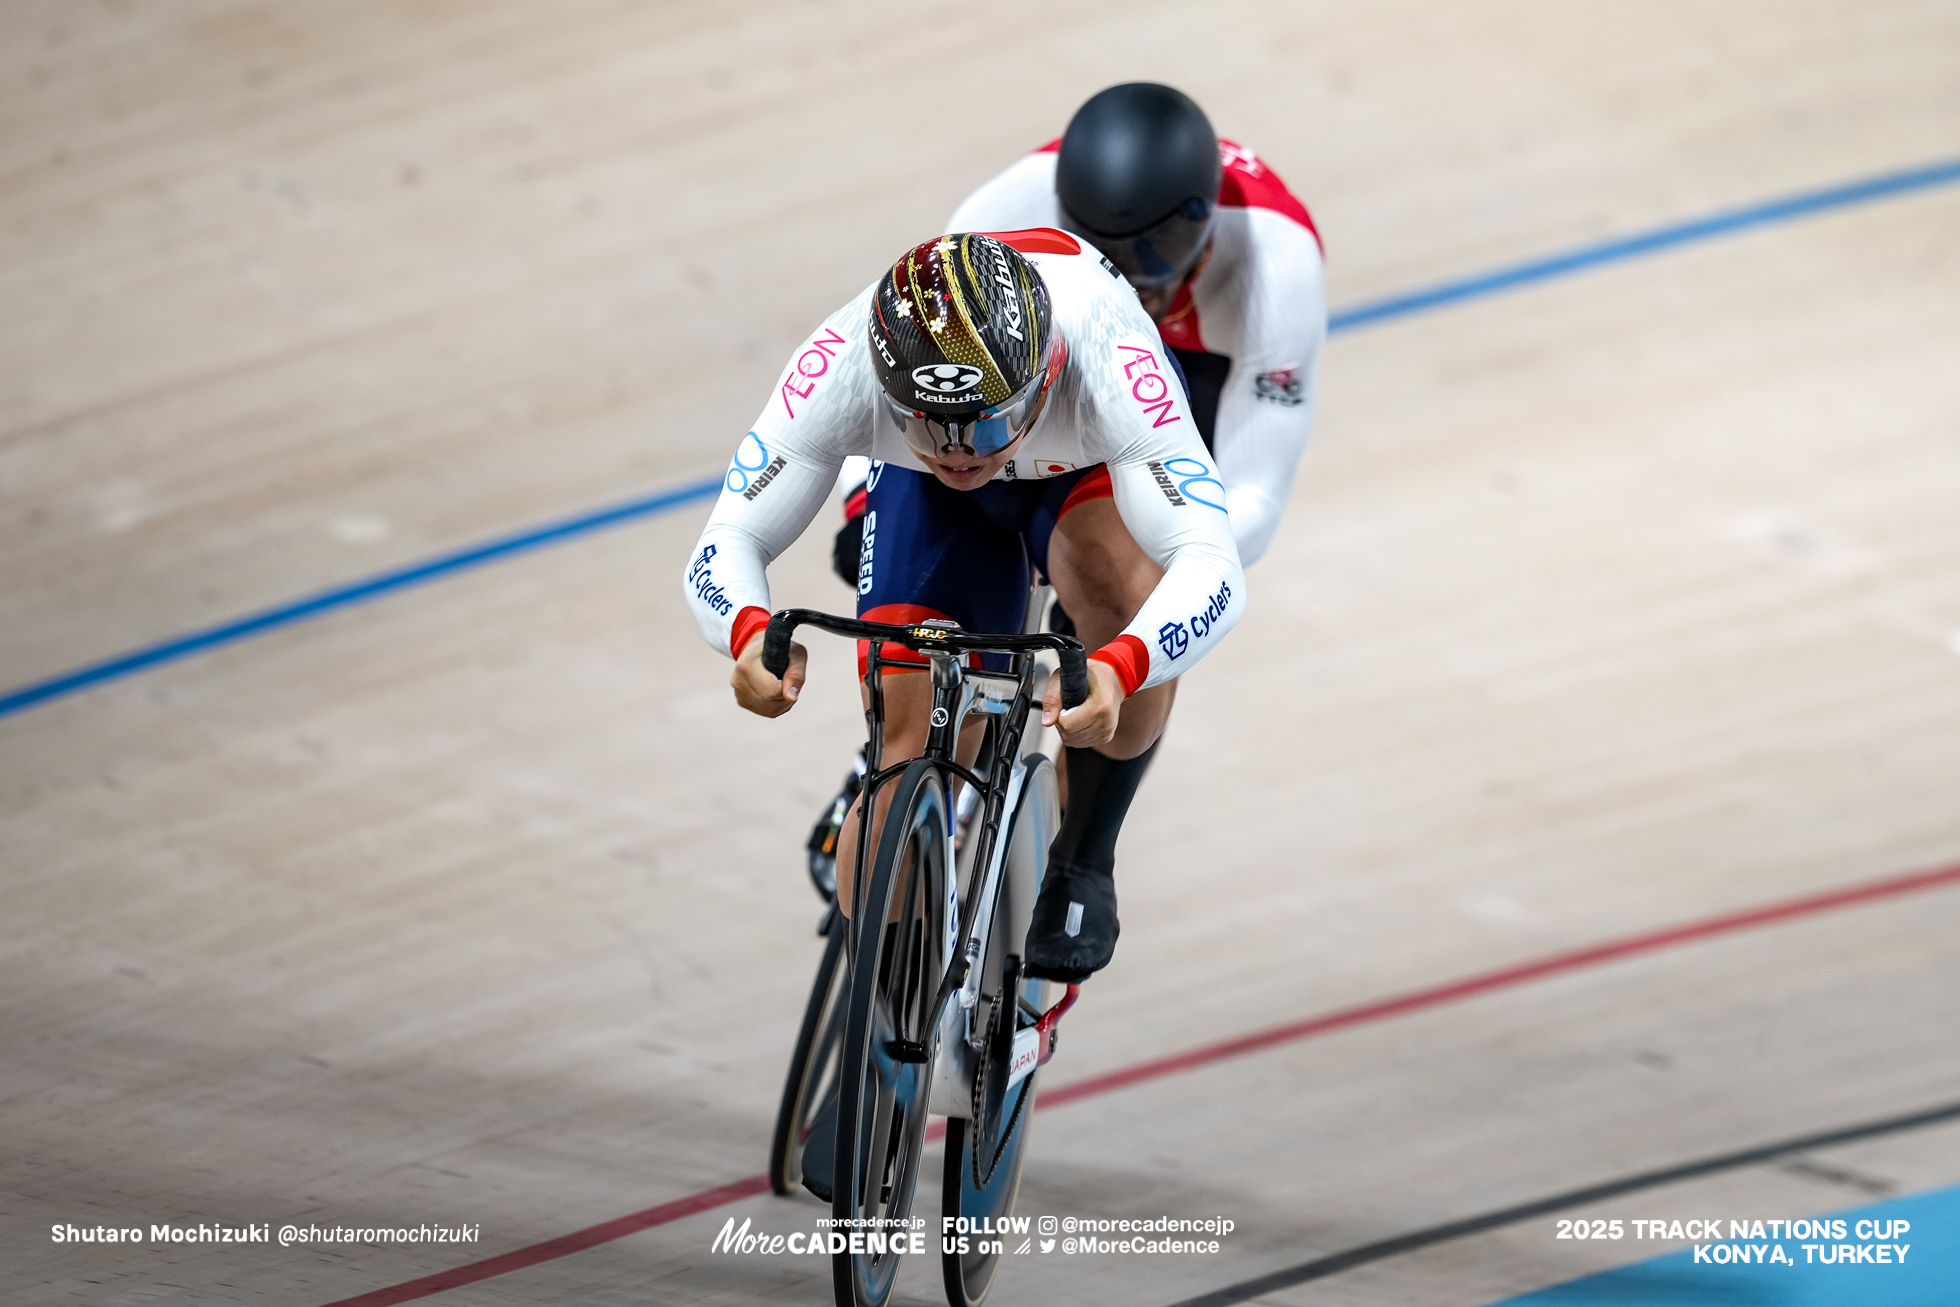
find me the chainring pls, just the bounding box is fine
[969,969,1032,1189]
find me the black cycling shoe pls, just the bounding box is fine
[800,1087,838,1203]
[1023,860,1119,983]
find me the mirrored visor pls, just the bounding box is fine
[1067,197,1215,290]
[885,367,1048,461]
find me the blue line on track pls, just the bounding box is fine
[0,477,721,718]
[1327,155,1960,331]
[5,155,1959,722]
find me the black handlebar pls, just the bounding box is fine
[1056,644,1088,710]
[762,607,1089,710]
[761,617,797,685]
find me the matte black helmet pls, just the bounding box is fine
[1056,83,1222,290]
[869,234,1060,459]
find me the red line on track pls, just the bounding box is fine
[319,860,1960,1306]
[319,1176,772,1307]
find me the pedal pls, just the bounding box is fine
[1007,984,1080,1090]
[886,1038,930,1064]
[1005,1026,1042,1089]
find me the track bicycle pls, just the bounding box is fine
[760,605,1086,1307]
[768,593,1042,1200]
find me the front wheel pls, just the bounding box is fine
[831,759,950,1307]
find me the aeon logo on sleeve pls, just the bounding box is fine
[780,326,846,419]
[1116,344,1182,429]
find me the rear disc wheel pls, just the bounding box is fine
[769,918,848,1195]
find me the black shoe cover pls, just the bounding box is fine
[1024,860,1119,983]
[800,1088,838,1203]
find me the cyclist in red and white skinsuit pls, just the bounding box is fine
[833,83,1325,574]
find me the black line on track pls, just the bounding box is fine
[1163,1098,1960,1307]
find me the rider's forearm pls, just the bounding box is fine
[684,520,775,657]
[1212,217,1326,567]
[683,449,839,657]
[1226,481,1285,569]
[1217,395,1322,564]
[1091,548,1244,696]
[1093,464,1247,695]
[1214,388,1315,566]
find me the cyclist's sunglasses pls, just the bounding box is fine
[885,342,1061,461]
[1065,196,1215,291]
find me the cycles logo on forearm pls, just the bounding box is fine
[1155,581,1232,662]
[1157,621,1189,660]
[1190,580,1231,640]
[688,544,733,617]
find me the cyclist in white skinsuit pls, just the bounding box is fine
[832,82,1326,573]
[685,230,1245,988]
[816,93,1322,926]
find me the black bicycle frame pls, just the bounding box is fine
[761,608,1087,1005]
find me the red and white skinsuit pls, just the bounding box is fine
[934,138,1326,568]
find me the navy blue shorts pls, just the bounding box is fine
[854,461,1113,674]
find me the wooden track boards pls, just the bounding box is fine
[4,3,1959,1304]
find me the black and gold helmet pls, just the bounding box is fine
[869,234,1059,459]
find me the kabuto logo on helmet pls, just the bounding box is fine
[912,363,984,394]
[988,240,1025,342]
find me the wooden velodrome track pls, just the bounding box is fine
[5,2,1959,1304]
